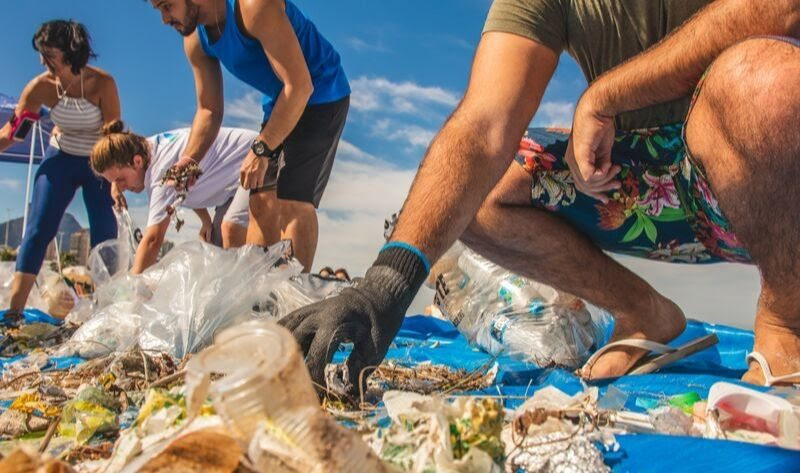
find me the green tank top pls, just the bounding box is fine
[484,0,711,130]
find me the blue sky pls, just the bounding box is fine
[1,0,760,325]
[0,1,584,220]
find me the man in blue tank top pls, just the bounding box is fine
[149,0,350,272]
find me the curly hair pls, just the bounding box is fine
[32,20,96,75]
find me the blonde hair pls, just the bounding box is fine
[90,120,150,174]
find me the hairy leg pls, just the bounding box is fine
[246,190,281,247]
[279,199,319,273]
[685,37,800,384]
[461,163,685,377]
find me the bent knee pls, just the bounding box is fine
[220,220,243,233]
[703,38,800,129]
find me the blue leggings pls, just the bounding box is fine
[16,147,117,274]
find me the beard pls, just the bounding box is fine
[172,0,201,36]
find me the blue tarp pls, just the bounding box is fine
[0,93,54,165]
[357,315,800,473]
[3,309,798,471]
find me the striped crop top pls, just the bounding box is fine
[49,72,104,156]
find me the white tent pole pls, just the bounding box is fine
[21,121,38,239]
[38,119,46,155]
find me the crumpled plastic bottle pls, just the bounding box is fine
[432,242,610,368]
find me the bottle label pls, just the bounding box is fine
[489,315,511,344]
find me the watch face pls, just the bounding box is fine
[252,140,268,156]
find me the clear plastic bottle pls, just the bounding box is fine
[434,242,604,368]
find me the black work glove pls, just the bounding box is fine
[280,246,428,397]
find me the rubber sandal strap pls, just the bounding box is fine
[747,351,800,387]
[583,338,676,370]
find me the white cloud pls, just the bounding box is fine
[345,37,391,53]
[225,91,263,130]
[350,76,460,115]
[0,178,21,191]
[371,119,436,149]
[315,143,434,313]
[537,101,575,128]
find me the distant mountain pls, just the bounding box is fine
[0,213,84,249]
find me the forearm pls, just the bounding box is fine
[192,208,211,223]
[390,109,519,263]
[592,0,800,114]
[260,83,312,148]
[132,231,164,274]
[183,107,222,162]
[0,135,12,154]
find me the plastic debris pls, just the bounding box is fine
[503,387,611,473]
[598,386,629,410]
[368,391,504,473]
[184,320,390,473]
[58,386,119,444]
[648,406,694,436]
[431,242,611,368]
[669,391,701,414]
[64,241,300,358]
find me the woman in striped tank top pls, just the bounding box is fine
[0,20,120,319]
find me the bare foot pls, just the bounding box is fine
[742,318,800,386]
[580,295,686,380]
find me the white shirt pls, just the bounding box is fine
[144,127,257,228]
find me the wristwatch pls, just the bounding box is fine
[252,139,283,162]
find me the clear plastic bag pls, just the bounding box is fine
[256,274,350,319]
[64,241,301,358]
[88,208,141,290]
[431,242,611,369]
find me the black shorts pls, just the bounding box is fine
[253,96,349,208]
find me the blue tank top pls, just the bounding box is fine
[198,0,350,119]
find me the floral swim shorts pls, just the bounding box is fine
[514,122,751,264]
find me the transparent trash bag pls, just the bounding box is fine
[431,242,611,369]
[64,240,300,359]
[255,274,350,319]
[88,208,140,290]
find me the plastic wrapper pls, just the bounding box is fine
[63,241,300,359]
[431,242,611,369]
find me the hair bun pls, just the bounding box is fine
[101,119,125,136]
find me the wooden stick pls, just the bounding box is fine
[149,369,186,388]
[39,415,61,454]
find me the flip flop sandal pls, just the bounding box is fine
[746,351,800,387]
[578,333,719,380]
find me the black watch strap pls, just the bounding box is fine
[252,139,283,161]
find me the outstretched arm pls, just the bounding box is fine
[568,0,800,196]
[390,32,558,263]
[280,32,559,392]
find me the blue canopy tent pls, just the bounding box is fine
[0,93,54,236]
